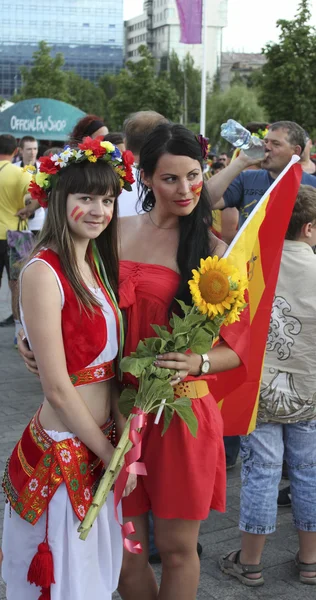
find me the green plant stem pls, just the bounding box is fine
[78,414,133,541]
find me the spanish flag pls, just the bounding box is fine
[211,156,302,435]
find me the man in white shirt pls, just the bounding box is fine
[118,111,168,217]
[15,136,45,234]
[220,184,316,586]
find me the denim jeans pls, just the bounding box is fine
[239,420,316,534]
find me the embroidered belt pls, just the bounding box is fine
[173,380,209,399]
[70,360,115,387]
[2,409,115,525]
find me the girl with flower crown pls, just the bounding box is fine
[117,123,248,600]
[1,139,136,600]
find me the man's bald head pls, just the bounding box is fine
[123,111,169,158]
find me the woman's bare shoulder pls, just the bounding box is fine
[209,231,228,258]
[22,259,57,284]
[119,214,142,232]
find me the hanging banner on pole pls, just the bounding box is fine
[175,0,203,44]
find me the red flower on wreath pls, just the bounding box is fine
[39,155,60,174]
[125,166,135,184]
[122,150,135,184]
[122,150,134,166]
[28,181,48,207]
[78,136,106,159]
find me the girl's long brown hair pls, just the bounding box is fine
[30,160,120,312]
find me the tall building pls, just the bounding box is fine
[125,0,228,86]
[0,0,124,99]
[220,52,267,91]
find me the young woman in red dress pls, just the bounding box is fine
[117,123,244,600]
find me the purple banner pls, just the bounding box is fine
[175,0,203,44]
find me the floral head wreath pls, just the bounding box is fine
[26,137,135,208]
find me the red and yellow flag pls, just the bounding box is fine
[211,157,302,435]
[211,209,223,239]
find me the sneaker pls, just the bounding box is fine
[0,314,14,327]
[277,486,291,507]
[149,542,203,564]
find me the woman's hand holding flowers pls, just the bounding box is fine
[154,352,203,383]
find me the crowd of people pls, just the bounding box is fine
[1,110,316,599]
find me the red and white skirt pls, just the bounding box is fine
[1,429,122,600]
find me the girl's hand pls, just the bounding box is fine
[17,330,39,376]
[154,352,202,385]
[123,473,137,497]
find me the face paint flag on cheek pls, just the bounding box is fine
[71,206,85,222]
[191,181,203,198]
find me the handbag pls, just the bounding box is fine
[6,219,35,280]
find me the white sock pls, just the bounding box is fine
[14,320,22,338]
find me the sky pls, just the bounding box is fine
[124,0,316,53]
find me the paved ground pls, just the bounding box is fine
[1,274,315,599]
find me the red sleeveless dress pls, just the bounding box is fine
[119,260,226,520]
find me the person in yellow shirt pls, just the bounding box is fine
[0,134,33,334]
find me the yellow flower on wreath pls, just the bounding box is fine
[115,167,126,177]
[23,164,36,173]
[100,141,115,153]
[35,172,50,187]
[188,256,247,325]
[88,154,97,163]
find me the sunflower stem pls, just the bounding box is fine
[78,414,133,540]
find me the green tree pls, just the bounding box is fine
[168,51,201,126]
[98,73,118,104]
[66,71,106,118]
[108,46,181,128]
[206,84,267,148]
[13,41,70,103]
[256,0,316,130]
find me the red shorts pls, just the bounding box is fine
[122,391,226,520]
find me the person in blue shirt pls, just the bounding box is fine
[207,121,316,228]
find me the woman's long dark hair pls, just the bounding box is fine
[138,123,215,308]
[31,160,120,311]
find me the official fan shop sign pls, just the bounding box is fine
[0,98,86,141]
[11,115,66,134]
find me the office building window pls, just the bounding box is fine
[0,0,124,98]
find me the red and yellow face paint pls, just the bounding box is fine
[70,205,85,222]
[191,181,203,199]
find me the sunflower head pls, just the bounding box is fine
[188,256,247,324]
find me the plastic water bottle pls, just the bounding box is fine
[220,119,266,159]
